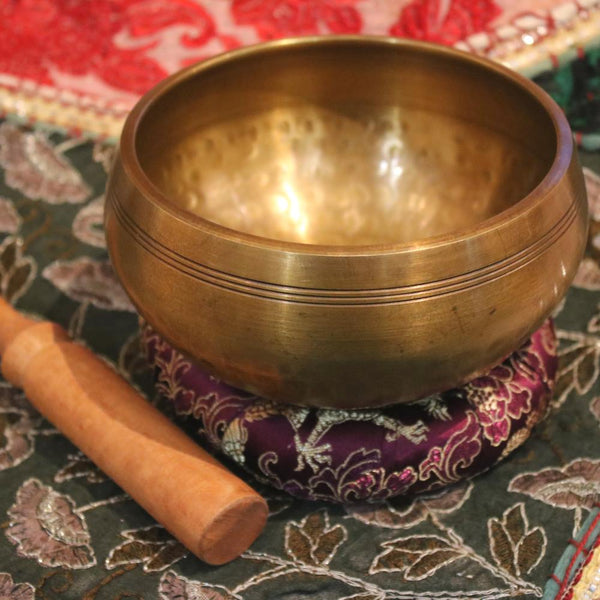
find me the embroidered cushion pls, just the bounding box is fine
[142,321,557,503]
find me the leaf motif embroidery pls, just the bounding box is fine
[72,196,106,248]
[0,123,90,204]
[489,518,515,575]
[0,237,36,303]
[145,543,188,573]
[407,548,463,580]
[1,239,16,273]
[369,535,463,579]
[54,453,106,484]
[0,412,35,471]
[286,524,314,564]
[285,510,347,566]
[576,349,599,393]
[555,328,600,406]
[422,481,474,513]
[159,570,241,600]
[518,528,546,575]
[0,572,35,600]
[347,482,473,529]
[487,503,546,577]
[504,504,526,544]
[509,458,600,509]
[42,257,134,312]
[346,502,428,530]
[0,198,20,234]
[0,384,37,418]
[6,478,95,569]
[106,526,187,573]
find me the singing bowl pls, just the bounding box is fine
[105,37,588,409]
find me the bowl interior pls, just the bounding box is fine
[135,40,557,246]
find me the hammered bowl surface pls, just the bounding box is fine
[157,105,545,246]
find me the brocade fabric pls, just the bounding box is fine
[143,321,558,503]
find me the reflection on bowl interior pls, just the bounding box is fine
[137,44,555,246]
[157,106,547,245]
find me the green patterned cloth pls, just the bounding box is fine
[534,49,600,151]
[0,68,599,598]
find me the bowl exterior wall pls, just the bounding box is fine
[105,152,588,408]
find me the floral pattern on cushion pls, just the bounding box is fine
[143,320,557,502]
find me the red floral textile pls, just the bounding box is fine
[2,0,598,138]
[390,0,502,45]
[231,0,363,39]
[0,0,219,97]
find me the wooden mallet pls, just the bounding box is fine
[0,297,268,565]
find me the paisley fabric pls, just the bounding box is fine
[143,320,558,503]
[535,47,600,152]
[0,2,598,597]
[2,120,599,600]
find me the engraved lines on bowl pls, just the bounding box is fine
[108,186,581,306]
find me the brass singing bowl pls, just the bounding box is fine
[105,37,588,409]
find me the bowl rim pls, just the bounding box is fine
[118,35,573,258]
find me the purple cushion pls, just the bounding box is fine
[142,321,557,503]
